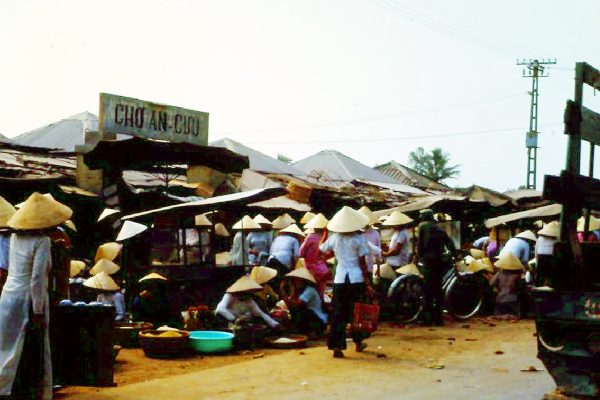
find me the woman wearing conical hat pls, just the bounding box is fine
[576,215,600,242]
[299,213,331,299]
[498,230,537,266]
[214,275,280,329]
[0,196,16,296]
[358,206,383,278]
[83,271,127,322]
[381,211,413,270]
[490,253,525,317]
[247,215,274,265]
[249,266,279,311]
[319,206,372,358]
[0,192,72,399]
[229,216,261,265]
[283,268,328,338]
[267,224,304,278]
[534,221,558,287]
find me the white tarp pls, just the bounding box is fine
[484,203,562,228]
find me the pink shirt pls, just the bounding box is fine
[300,233,327,270]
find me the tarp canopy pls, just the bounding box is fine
[293,149,400,185]
[373,195,466,217]
[357,179,430,196]
[248,195,311,212]
[211,138,306,176]
[484,203,562,228]
[84,137,249,174]
[460,185,511,207]
[122,187,287,221]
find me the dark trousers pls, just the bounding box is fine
[290,307,326,336]
[327,281,367,350]
[11,313,45,399]
[266,257,289,288]
[422,258,444,326]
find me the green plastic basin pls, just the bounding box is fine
[189,330,234,353]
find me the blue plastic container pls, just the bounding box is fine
[189,331,234,353]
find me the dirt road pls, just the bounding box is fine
[58,318,556,400]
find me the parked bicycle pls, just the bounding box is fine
[387,257,489,323]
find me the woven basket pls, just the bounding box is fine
[287,181,312,203]
[139,329,190,358]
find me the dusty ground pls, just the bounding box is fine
[56,317,558,400]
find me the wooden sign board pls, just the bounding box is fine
[99,93,208,146]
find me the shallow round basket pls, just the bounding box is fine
[189,331,234,354]
[264,334,308,349]
[139,329,190,358]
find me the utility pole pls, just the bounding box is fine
[517,58,556,189]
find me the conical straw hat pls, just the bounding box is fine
[515,230,537,242]
[0,196,16,228]
[300,211,316,225]
[250,266,277,285]
[83,271,120,291]
[139,272,168,282]
[97,208,120,222]
[395,263,422,276]
[272,214,294,230]
[226,275,263,293]
[70,260,86,278]
[95,242,121,263]
[215,223,230,237]
[382,210,413,227]
[285,267,316,284]
[327,206,369,233]
[116,221,148,241]
[90,258,120,276]
[495,253,524,271]
[304,228,314,235]
[467,259,493,273]
[358,206,379,225]
[377,263,397,280]
[304,213,328,230]
[469,248,485,259]
[195,214,212,227]
[232,215,261,231]
[538,221,559,238]
[253,214,272,226]
[280,223,305,237]
[8,192,72,230]
[64,220,77,232]
[282,213,296,223]
[15,192,54,208]
[577,216,600,232]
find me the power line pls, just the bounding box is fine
[365,0,523,59]
[238,122,563,145]
[212,92,524,136]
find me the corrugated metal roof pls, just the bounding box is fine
[374,160,450,192]
[0,134,13,144]
[210,138,306,176]
[13,111,99,151]
[293,150,400,185]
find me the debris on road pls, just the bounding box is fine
[520,365,542,372]
[426,362,445,369]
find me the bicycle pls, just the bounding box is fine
[387,257,488,323]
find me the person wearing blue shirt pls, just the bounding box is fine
[498,230,537,265]
[284,267,328,338]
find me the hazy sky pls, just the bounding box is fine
[2,0,600,191]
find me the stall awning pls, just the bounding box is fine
[484,203,562,228]
[83,137,249,174]
[373,195,466,217]
[122,187,287,220]
[248,195,311,212]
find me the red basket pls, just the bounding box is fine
[352,303,380,334]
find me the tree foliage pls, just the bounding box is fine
[408,147,460,183]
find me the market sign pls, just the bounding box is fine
[99,93,208,146]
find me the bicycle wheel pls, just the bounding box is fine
[445,273,484,321]
[388,274,426,323]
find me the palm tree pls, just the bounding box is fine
[408,147,460,183]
